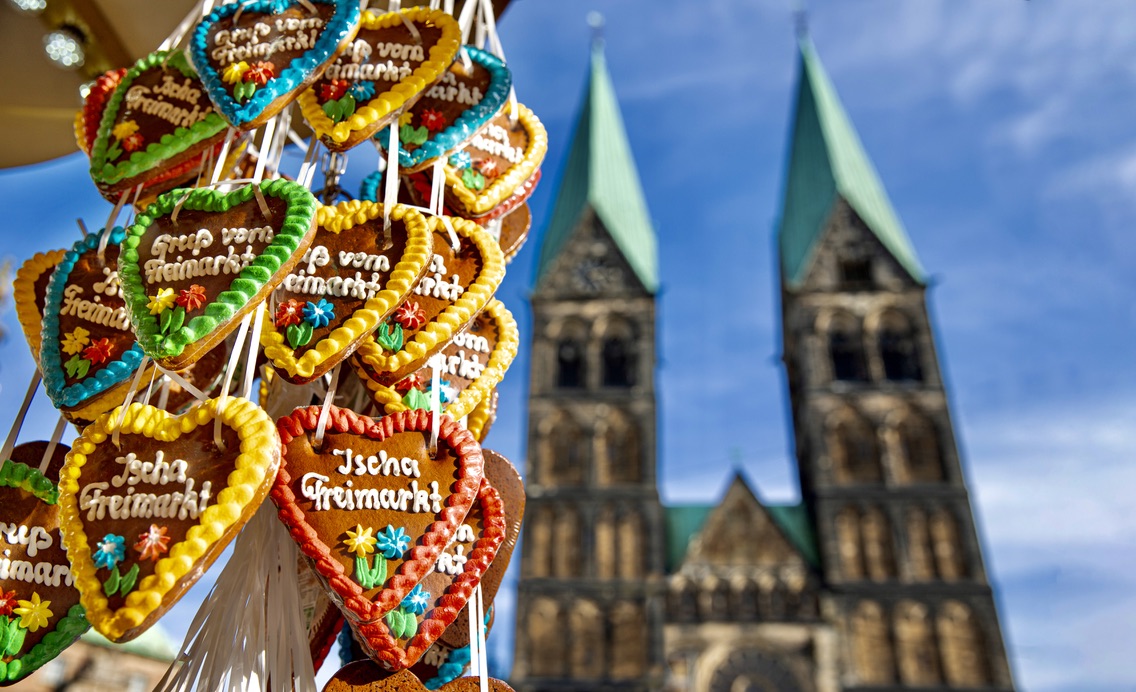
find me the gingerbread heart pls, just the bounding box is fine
[357,299,517,421]
[464,389,498,443]
[377,46,512,173]
[14,249,67,368]
[442,104,546,218]
[298,8,461,152]
[271,407,482,625]
[57,398,280,641]
[40,227,146,414]
[352,216,504,387]
[493,202,531,264]
[89,51,229,199]
[119,179,318,371]
[409,616,492,690]
[259,201,433,384]
[0,454,89,684]
[190,0,361,130]
[297,553,343,670]
[77,68,127,155]
[326,662,514,691]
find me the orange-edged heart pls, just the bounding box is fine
[298,8,461,152]
[297,554,343,670]
[356,299,517,421]
[0,449,89,685]
[325,659,516,691]
[271,407,482,626]
[350,477,504,670]
[259,201,433,384]
[14,249,67,369]
[119,179,318,371]
[352,215,504,387]
[442,104,546,218]
[57,398,280,641]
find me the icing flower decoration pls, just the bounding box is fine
[135,525,171,562]
[436,380,457,405]
[223,61,250,85]
[343,525,377,557]
[420,109,447,133]
[392,301,426,331]
[476,158,500,178]
[121,133,145,153]
[13,593,52,632]
[303,299,335,328]
[176,284,207,312]
[448,150,472,170]
[398,111,414,127]
[319,79,350,103]
[349,81,376,101]
[82,338,115,366]
[147,287,176,316]
[244,61,275,86]
[401,584,431,615]
[0,590,16,617]
[376,525,410,560]
[461,168,485,192]
[395,371,426,394]
[275,299,305,328]
[93,534,126,570]
[112,120,139,141]
[61,327,90,355]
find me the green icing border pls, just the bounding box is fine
[0,460,59,505]
[89,50,228,186]
[119,179,317,360]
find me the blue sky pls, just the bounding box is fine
[0,1,1133,690]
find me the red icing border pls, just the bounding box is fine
[81,69,126,153]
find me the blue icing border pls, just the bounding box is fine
[189,0,360,128]
[359,169,382,202]
[40,227,146,410]
[376,46,512,171]
[422,606,493,690]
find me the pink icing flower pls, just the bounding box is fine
[135,525,171,562]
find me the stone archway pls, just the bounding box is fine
[707,650,806,692]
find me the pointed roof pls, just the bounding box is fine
[534,39,658,293]
[778,37,926,287]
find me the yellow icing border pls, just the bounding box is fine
[297,8,462,149]
[446,103,548,217]
[57,397,279,641]
[14,249,67,368]
[464,387,497,441]
[260,201,433,382]
[357,298,517,421]
[74,110,88,155]
[353,215,505,379]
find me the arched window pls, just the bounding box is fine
[595,506,616,579]
[835,506,864,580]
[829,413,883,484]
[905,508,935,582]
[896,413,944,484]
[544,413,586,486]
[569,599,604,679]
[523,504,553,578]
[599,412,642,485]
[602,337,636,387]
[527,597,563,677]
[861,507,896,581]
[617,511,643,578]
[930,509,966,581]
[851,600,894,684]
[552,505,582,578]
[937,601,989,687]
[828,315,868,382]
[878,312,923,382]
[610,602,647,679]
[894,601,941,686]
[556,338,586,388]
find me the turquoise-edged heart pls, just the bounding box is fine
[41,227,146,413]
[376,46,512,173]
[190,0,361,130]
[118,180,317,371]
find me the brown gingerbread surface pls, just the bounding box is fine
[399,58,496,173]
[495,202,530,264]
[388,307,501,411]
[325,661,514,691]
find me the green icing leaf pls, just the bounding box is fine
[4,620,25,657]
[336,94,356,122]
[402,608,418,639]
[399,124,428,146]
[64,355,90,379]
[287,321,314,349]
[105,140,123,162]
[402,388,431,411]
[0,617,12,656]
[376,321,404,353]
[119,563,140,595]
[355,554,388,590]
[386,609,407,639]
[235,81,257,102]
[461,168,486,192]
[103,565,121,597]
[323,100,341,121]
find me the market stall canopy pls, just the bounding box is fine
[0,0,513,170]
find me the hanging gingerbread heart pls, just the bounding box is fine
[494,201,531,264]
[271,407,482,625]
[352,216,504,388]
[14,249,67,368]
[357,299,517,421]
[57,398,280,641]
[190,0,361,130]
[465,389,498,443]
[118,179,318,371]
[40,227,146,416]
[325,663,515,692]
[297,554,343,670]
[349,480,504,670]
[299,8,461,152]
[409,621,492,690]
[441,104,546,218]
[377,46,512,173]
[260,200,433,384]
[0,452,89,685]
[89,50,229,201]
[76,68,127,155]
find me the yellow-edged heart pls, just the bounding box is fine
[14,249,67,368]
[465,388,498,442]
[444,104,547,218]
[259,201,434,383]
[57,397,279,641]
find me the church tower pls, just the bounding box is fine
[511,37,667,691]
[778,38,1016,690]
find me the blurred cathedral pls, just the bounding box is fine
[511,34,1017,692]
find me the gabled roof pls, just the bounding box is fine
[778,37,926,287]
[534,40,658,293]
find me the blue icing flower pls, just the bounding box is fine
[349,81,376,101]
[377,525,410,559]
[401,584,431,615]
[303,299,335,328]
[94,534,126,570]
[448,150,471,170]
[435,380,456,405]
[267,0,292,14]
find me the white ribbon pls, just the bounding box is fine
[0,372,40,464]
[38,416,68,476]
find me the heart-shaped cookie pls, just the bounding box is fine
[0,453,89,684]
[377,46,512,174]
[492,202,531,265]
[350,479,504,669]
[41,227,146,415]
[271,407,482,625]
[190,0,361,130]
[325,662,515,691]
[259,201,433,384]
[441,104,546,218]
[298,8,461,152]
[464,389,497,443]
[352,216,504,387]
[119,179,318,371]
[357,299,517,421]
[89,51,229,200]
[57,397,280,641]
[14,249,67,368]
[77,68,127,155]
[297,553,343,670]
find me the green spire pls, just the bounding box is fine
[534,39,658,293]
[778,37,926,287]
